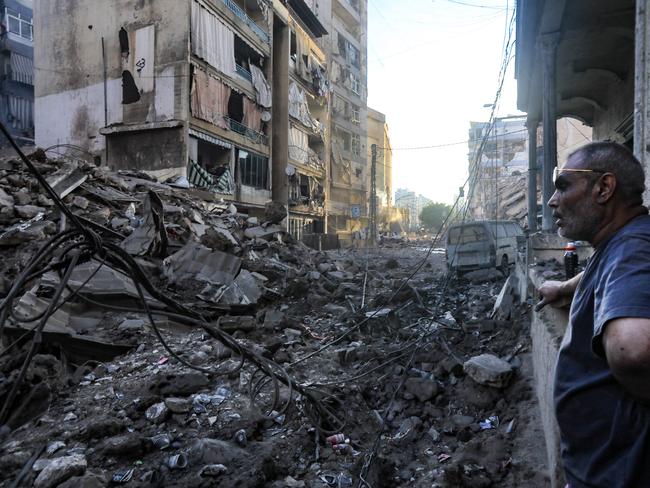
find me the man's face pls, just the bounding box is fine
[548,155,603,241]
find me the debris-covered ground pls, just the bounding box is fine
[0,151,548,487]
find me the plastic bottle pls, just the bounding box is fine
[564,242,578,279]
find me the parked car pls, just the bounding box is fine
[445,220,524,273]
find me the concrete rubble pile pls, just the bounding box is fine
[0,152,548,487]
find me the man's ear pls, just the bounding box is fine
[594,173,617,203]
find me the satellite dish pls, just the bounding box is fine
[285,165,296,176]
[261,111,271,122]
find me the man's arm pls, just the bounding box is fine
[535,271,584,311]
[603,318,650,403]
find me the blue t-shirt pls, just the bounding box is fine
[555,214,650,487]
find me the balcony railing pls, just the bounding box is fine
[227,117,269,145]
[236,63,253,83]
[223,0,270,43]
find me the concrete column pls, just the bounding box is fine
[540,33,560,232]
[271,15,289,203]
[635,0,650,205]
[527,118,539,233]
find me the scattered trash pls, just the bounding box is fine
[112,468,134,483]
[167,453,189,470]
[479,415,500,430]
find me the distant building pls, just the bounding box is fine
[394,188,432,231]
[0,0,34,143]
[367,107,392,207]
[467,116,591,227]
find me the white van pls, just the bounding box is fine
[445,220,524,272]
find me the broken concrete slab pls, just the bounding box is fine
[464,354,514,388]
[0,188,14,208]
[33,454,87,488]
[492,275,520,320]
[42,261,162,305]
[45,162,88,198]
[200,269,262,307]
[0,218,54,246]
[121,191,168,258]
[15,204,46,219]
[163,242,241,286]
[244,224,285,240]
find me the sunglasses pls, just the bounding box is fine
[553,167,607,183]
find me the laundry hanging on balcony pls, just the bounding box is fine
[191,66,231,129]
[289,81,319,131]
[191,0,236,77]
[289,126,309,164]
[242,97,263,133]
[250,65,271,108]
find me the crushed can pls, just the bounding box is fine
[564,242,578,279]
[326,433,345,446]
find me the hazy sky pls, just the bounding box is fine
[367,0,522,204]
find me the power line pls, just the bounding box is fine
[438,0,513,9]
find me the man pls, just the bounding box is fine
[537,141,650,487]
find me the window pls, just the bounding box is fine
[350,73,361,96]
[351,105,360,125]
[238,149,268,189]
[351,134,361,156]
[448,225,487,244]
[4,8,33,41]
[348,44,360,68]
[337,33,347,58]
[338,130,351,152]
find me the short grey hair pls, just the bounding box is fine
[569,142,645,206]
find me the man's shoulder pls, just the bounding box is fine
[609,215,650,246]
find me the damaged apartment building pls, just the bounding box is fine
[32,0,369,245]
[0,0,34,143]
[467,116,592,229]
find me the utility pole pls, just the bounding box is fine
[370,144,378,246]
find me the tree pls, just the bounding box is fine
[419,202,452,231]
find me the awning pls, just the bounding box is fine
[287,0,328,38]
[189,128,233,149]
[11,53,33,85]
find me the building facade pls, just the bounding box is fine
[33,0,369,245]
[0,0,34,144]
[394,188,431,232]
[306,0,368,245]
[367,107,391,207]
[34,0,331,223]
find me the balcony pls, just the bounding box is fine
[235,63,253,83]
[223,0,270,43]
[333,0,360,29]
[227,117,269,145]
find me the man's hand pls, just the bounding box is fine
[535,272,583,311]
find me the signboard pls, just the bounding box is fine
[350,205,361,218]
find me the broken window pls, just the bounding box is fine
[238,149,268,189]
[188,137,235,194]
[228,92,244,126]
[348,44,360,68]
[337,33,347,58]
[351,134,361,156]
[350,73,361,96]
[351,105,360,125]
[234,34,264,81]
[337,129,351,152]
